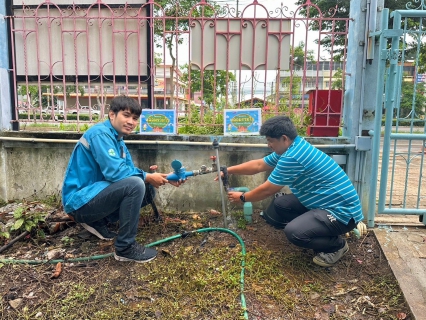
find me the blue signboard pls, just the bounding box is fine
[224,108,261,136]
[416,74,426,83]
[140,109,176,135]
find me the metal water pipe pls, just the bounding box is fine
[0,136,356,150]
[212,138,228,228]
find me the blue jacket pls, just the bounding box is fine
[62,120,146,213]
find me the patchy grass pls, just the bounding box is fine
[0,200,413,320]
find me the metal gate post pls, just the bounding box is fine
[343,0,366,184]
[345,0,385,223]
[367,9,390,227]
[377,12,402,214]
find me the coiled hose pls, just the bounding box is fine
[0,227,249,320]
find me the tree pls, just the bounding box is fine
[279,73,303,110]
[292,41,315,70]
[294,0,411,60]
[18,85,39,108]
[419,43,426,74]
[18,85,61,109]
[154,52,163,66]
[66,85,85,100]
[278,43,316,107]
[398,80,426,118]
[181,63,236,109]
[331,68,344,90]
[152,0,219,108]
[94,86,108,118]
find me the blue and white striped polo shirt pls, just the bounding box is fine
[264,136,364,224]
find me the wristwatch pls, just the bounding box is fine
[240,192,246,203]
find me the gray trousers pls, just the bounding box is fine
[274,194,356,253]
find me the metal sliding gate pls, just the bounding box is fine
[368,7,426,227]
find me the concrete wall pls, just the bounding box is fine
[0,132,352,211]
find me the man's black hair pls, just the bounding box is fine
[259,115,298,140]
[109,95,142,117]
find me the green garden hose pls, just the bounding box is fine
[0,227,249,319]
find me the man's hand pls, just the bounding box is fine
[214,171,224,181]
[228,191,244,203]
[349,221,368,239]
[164,173,186,187]
[357,221,367,236]
[145,173,168,188]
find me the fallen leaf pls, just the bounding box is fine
[124,289,137,301]
[50,262,62,279]
[397,312,407,319]
[251,283,263,291]
[208,209,221,216]
[334,286,359,296]
[309,292,321,300]
[165,218,187,224]
[9,298,23,310]
[192,222,203,228]
[161,249,173,258]
[313,311,328,320]
[128,301,140,311]
[322,304,335,314]
[23,292,37,299]
[192,214,201,220]
[46,249,65,260]
[48,222,61,234]
[99,241,113,250]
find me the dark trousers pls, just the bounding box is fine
[274,194,356,253]
[69,176,155,251]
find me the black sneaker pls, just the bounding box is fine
[80,222,117,240]
[114,243,157,263]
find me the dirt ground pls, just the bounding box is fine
[0,201,412,320]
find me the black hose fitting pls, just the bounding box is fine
[220,166,229,190]
[181,231,194,238]
[212,138,219,149]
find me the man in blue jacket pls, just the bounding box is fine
[62,95,181,263]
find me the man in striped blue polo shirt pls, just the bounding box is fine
[226,115,364,267]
